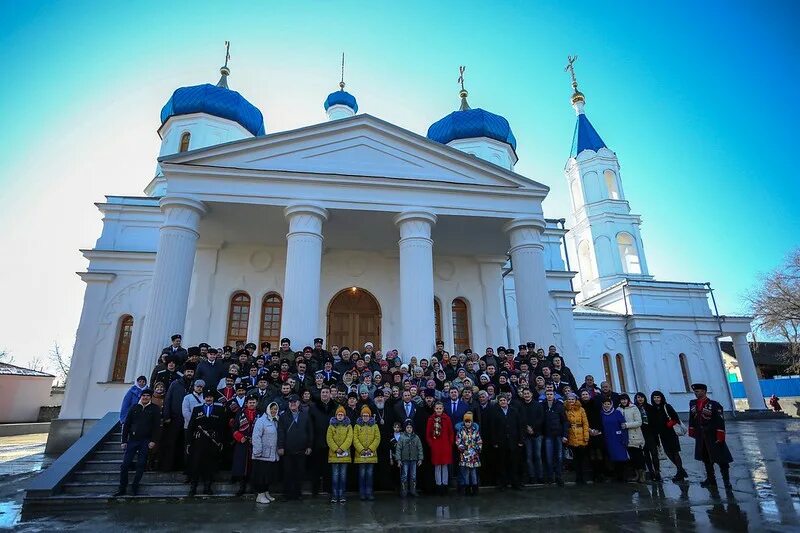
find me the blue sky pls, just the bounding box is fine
[0,1,798,367]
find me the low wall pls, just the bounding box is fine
[735,397,800,417]
[0,375,55,423]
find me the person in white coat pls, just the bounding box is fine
[251,401,281,504]
[618,393,646,483]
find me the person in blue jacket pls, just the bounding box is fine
[120,376,148,425]
[600,397,629,482]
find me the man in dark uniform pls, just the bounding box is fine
[312,337,331,368]
[688,383,734,489]
[160,362,195,471]
[162,334,188,368]
[113,388,161,496]
[155,356,182,389]
[277,394,313,500]
[276,337,295,364]
[187,389,226,496]
[490,394,526,490]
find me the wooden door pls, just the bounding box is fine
[327,288,381,350]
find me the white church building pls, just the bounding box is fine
[50,57,766,450]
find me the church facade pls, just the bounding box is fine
[51,59,766,449]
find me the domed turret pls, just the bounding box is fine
[426,67,517,170]
[148,42,265,196]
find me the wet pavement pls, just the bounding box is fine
[3,420,800,531]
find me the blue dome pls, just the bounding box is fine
[324,89,358,113]
[160,83,265,137]
[427,108,517,150]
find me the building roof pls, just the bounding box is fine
[719,341,792,367]
[570,113,606,156]
[0,362,54,377]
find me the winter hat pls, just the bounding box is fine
[404,418,414,430]
[358,384,369,395]
[463,411,473,423]
[360,405,372,417]
[335,405,346,417]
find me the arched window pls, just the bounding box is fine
[112,315,134,382]
[570,179,583,211]
[602,353,613,386]
[679,353,692,392]
[582,171,601,204]
[616,353,627,392]
[578,240,596,284]
[434,298,442,346]
[227,291,251,346]
[259,293,283,349]
[604,170,620,200]
[616,233,642,275]
[179,132,191,153]
[451,298,470,355]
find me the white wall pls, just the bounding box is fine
[0,375,53,423]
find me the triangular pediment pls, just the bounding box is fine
[161,114,547,193]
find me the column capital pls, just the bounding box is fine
[393,209,437,227]
[502,215,546,235]
[159,195,207,217]
[284,203,329,222]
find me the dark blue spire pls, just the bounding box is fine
[570,113,606,157]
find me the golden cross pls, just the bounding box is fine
[458,65,467,92]
[565,55,578,87]
[223,41,231,68]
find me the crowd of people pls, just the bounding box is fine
[115,335,735,502]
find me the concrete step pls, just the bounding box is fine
[22,493,253,516]
[71,470,189,483]
[61,481,243,496]
[89,450,125,461]
[83,460,124,471]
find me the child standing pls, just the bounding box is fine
[426,401,454,495]
[353,405,381,501]
[455,411,482,496]
[389,421,403,489]
[395,418,424,498]
[326,405,353,503]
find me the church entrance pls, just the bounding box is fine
[326,287,381,351]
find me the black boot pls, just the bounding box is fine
[700,464,717,488]
[721,465,732,489]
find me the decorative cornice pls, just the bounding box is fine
[77,272,117,283]
[159,195,208,216]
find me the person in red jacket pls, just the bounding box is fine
[231,395,259,495]
[426,401,454,495]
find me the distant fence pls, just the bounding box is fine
[729,377,800,398]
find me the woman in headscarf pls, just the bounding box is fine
[600,397,628,482]
[251,401,280,504]
[650,390,688,481]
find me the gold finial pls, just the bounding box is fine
[564,54,584,105]
[339,53,346,90]
[457,65,470,111]
[217,41,231,88]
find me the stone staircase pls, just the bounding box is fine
[23,413,246,515]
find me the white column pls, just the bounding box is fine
[477,256,509,348]
[732,333,767,410]
[504,216,555,348]
[136,196,206,378]
[280,204,328,347]
[395,210,437,361]
[59,272,116,419]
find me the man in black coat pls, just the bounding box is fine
[186,389,227,496]
[277,394,313,500]
[477,390,496,486]
[371,389,394,491]
[689,383,734,489]
[309,387,336,496]
[489,394,525,490]
[160,364,195,471]
[161,334,188,368]
[394,390,417,426]
[195,349,226,389]
[519,388,545,483]
[113,389,161,496]
[541,389,568,485]
[414,392,437,494]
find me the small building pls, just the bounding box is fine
[720,340,793,380]
[0,363,55,423]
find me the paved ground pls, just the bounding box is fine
[2,421,800,531]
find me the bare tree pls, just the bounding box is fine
[0,350,12,363]
[48,342,72,385]
[747,248,800,374]
[28,355,47,373]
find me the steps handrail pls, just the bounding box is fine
[25,412,120,497]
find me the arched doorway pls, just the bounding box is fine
[327,288,381,350]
